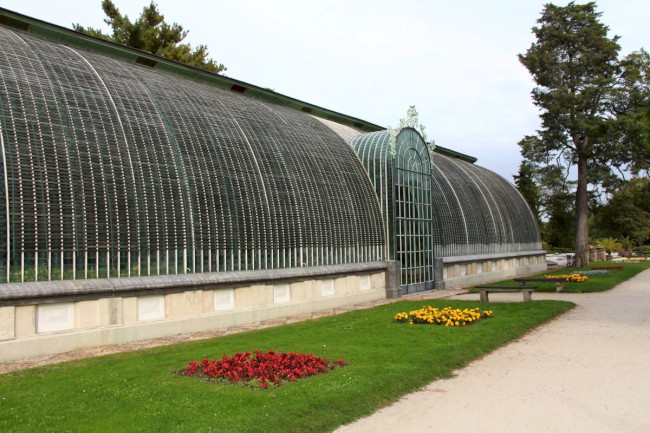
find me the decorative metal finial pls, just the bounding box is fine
[387,105,434,157]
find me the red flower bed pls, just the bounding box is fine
[591,266,624,270]
[183,350,345,389]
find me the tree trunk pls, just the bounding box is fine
[574,153,590,267]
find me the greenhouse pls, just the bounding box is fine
[0,8,545,362]
[319,123,543,294]
[0,25,386,283]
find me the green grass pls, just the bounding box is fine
[0,299,573,433]
[475,260,650,293]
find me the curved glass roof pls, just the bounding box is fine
[0,26,385,282]
[350,129,541,261]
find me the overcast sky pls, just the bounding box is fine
[2,0,648,181]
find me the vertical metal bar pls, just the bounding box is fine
[0,128,8,282]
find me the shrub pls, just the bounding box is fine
[596,237,621,254]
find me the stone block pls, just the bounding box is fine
[123,297,138,324]
[165,291,203,318]
[75,300,100,329]
[202,290,214,313]
[371,272,385,290]
[0,306,15,341]
[236,284,269,309]
[335,276,357,295]
[99,298,122,327]
[14,305,36,337]
[289,281,306,301]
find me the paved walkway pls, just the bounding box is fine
[336,269,650,433]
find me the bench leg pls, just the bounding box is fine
[480,291,489,302]
[523,291,532,302]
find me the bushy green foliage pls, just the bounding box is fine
[74,0,226,73]
[518,2,650,266]
[593,178,650,246]
[596,237,622,254]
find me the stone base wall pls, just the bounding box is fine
[433,251,547,290]
[0,263,393,363]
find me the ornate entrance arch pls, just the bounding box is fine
[393,129,433,292]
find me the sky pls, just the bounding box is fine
[1,0,648,181]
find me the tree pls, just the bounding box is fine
[593,177,650,247]
[513,160,540,222]
[519,2,650,266]
[538,165,576,249]
[74,0,226,73]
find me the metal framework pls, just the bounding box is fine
[350,128,541,292]
[393,129,433,292]
[0,11,541,291]
[0,26,385,283]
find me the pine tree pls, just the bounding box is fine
[74,0,226,73]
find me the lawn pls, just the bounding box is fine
[0,299,573,433]
[475,260,650,293]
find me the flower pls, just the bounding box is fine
[545,273,588,282]
[393,306,492,327]
[183,350,344,388]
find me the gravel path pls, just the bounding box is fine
[336,269,650,433]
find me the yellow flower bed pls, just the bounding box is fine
[545,273,588,282]
[624,257,647,262]
[393,306,493,327]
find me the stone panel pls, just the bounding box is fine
[0,306,15,341]
[165,291,203,318]
[99,298,123,327]
[289,282,306,301]
[123,297,138,324]
[370,272,384,290]
[75,300,100,330]
[236,285,269,309]
[14,305,36,337]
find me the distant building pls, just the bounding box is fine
[0,8,544,362]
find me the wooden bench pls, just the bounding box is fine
[513,277,566,292]
[474,286,537,302]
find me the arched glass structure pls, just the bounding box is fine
[0,26,385,283]
[349,128,541,293]
[429,154,540,257]
[353,129,434,292]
